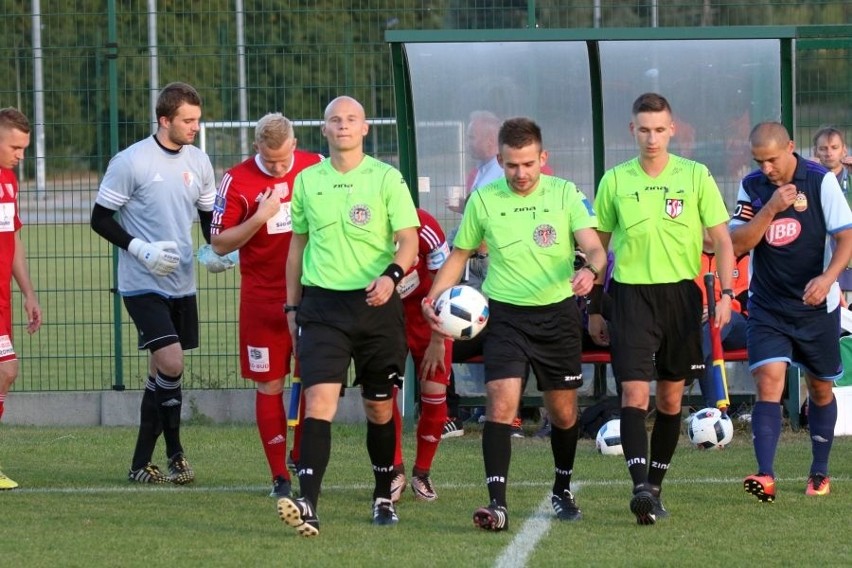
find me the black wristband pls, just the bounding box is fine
[284,304,299,314]
[587,284,604,315]
[382,262,404,285]
[721,289,735,300]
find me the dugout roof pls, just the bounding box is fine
[386,25,850,214]
[386,25,851,425]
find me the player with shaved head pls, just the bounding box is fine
[277,96,419,536]
[732,121,852,502]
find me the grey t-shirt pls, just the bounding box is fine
[96,135,216,297]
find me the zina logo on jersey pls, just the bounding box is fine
[765,218,801,246]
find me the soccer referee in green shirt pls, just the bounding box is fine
[594,92,734,525]
[423,117,607,531]
[278,96,419,536]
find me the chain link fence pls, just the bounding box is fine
[0,1,849,391]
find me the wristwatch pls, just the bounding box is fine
[284,304,299,313]
[721,289,735,300]
[583,264,599,277]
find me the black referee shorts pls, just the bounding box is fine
[609,279,703,382]
[483,297,584,391]
[295,286,407,400]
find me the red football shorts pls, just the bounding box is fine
[0,305,16,363]
[239,299,293,381]
[404,299,452,386]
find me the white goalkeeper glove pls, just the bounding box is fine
[196,244,239,273]
[128,238,180,277]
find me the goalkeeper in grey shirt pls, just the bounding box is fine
[91,82,216,485]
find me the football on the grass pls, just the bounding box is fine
[687,407,734,449]
[435,285,489,340]
[595,419,623,456]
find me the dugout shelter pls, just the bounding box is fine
[386,25,852,427]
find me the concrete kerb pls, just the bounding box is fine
[3,388,367,426]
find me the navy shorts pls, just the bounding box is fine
[746,302,843,380]
[123,293,199,352]
[609,279,704,382]
[295,286,407,399]
[482,297,584,391]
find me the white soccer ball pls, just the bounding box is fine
[435,285,489,340]
[595,419,623,456]
[687,407,734,449]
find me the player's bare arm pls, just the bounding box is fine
[731,183,796,256]
[706,221,734,328]
[571,227,606,297]
[285,232,307,341]
[802,227,852,306]
[421,246,471,336]
[366,226,418,307]
[596,230,612,256]
[211,187,284,255]
[586,230,613,344]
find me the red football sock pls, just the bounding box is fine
[0,393,5,420]
[414,393,447,473]
[256,391,289,480]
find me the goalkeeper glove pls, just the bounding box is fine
[128,238,180,276]
[196,244,238,273]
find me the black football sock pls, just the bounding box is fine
[620,406,650,488]
[550,422,580,494]
[647,410,681,488]
[155,371,184,459]
[298,418,331,508]
[483,421,512,507]
[366,418,396,501]
[131,377,162,470]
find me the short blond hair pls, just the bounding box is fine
[255,113,294,149]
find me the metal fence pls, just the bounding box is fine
[1,1,850,391]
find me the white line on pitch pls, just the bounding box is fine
[494,493,555,568]
[4,475,836,495]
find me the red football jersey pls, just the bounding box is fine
[0,168,22,309]
[398,208,451,357]
[397,208,449,304]
[212,150,322,301]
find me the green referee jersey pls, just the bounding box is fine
[594,155,729,284]
[291,155,419,290]
[454,174,597,306]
